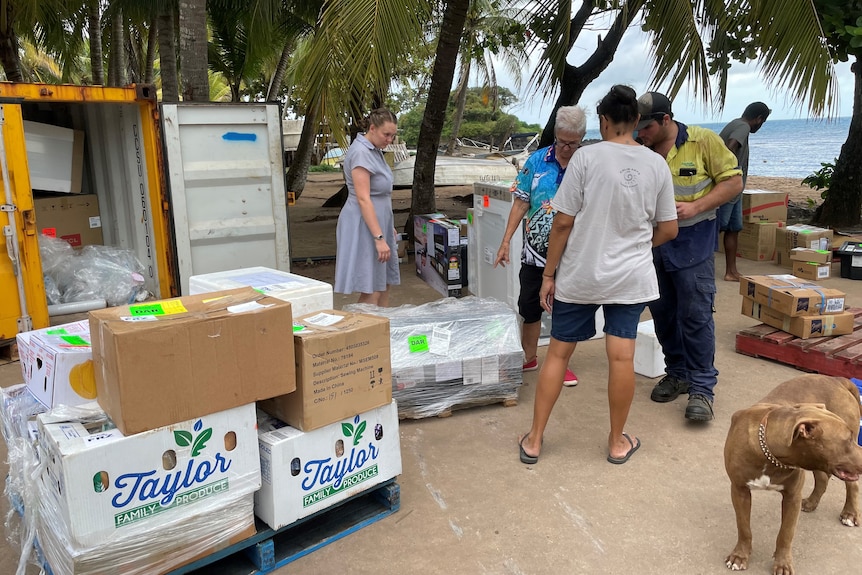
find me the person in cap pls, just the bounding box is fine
[717,102,771,281]
[635,92,743,422]
[494,105,587,387]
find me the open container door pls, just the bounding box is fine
[160,103,290,295]
[0,102,49,337]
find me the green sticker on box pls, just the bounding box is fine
[408,335,429,353]
[60,335,89,346]
[46,328,68,335]
[467,212,473,225]
[293,324,305,332]
[130,303,166,316]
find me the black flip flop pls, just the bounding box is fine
[519,434,539,464]
[607,432,641,465]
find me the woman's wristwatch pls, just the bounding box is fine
[374,234,385,240]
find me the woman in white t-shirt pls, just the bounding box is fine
[518,85,678,466]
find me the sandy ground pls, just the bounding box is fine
[289,173,819,262]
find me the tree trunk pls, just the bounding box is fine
[108,9,127,86]
[539,0,644,147]
[88,0,104,85]
[157,4,180,102]
[286,100,320,202]
[813,57,862,228]
[179,0,210,101]
[144,18,158,84]
[267,40,293,102]
[445,60,472,156]
[411,0,470,226]
[0,3,22,82]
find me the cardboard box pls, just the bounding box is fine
[255,400,402,530]
[88,287,295,435]
[736,221,779,261]
[739,275,845,317]
[792,261,831,281]
[37,402,260,547]
[742,190,788,222]
[34,194,103,248]
[23,120,85,194]
[634,319,665,379]
[776,225,833,268]
[259,310,391,431]
[414,214,468,298]
[741,297,854,339]
[790,247,833,264]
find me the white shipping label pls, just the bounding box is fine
[482,356,500,384]
[303,312,344,327]
[816,266,830,280]
[824,297,845,313]
[435,361,462,382]
[462,358,482,385]
[483,246,494,264]
[394,367,424,390]
[430,327,451,355]
[853,255,862,267]
[228,301,273,314]
[89,216,101,229]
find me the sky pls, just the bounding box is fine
[496,25,856,129]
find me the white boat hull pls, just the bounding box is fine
[391,155,518,188]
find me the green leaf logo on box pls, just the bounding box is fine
[342,415,366,447]
[174,419,213,457]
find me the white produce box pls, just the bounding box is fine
[255,399,402,530]
[188,266,333,317]
[634,319,666,379]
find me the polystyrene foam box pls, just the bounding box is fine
[634,319,666,379]
[188,266,333,317]
[254,400,402,530]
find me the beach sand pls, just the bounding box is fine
[289,173,819,262]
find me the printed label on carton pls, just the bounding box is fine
[304,312,344,327]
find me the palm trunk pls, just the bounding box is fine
[157,4,179,102]
[445,59,471,156]
[144,19,158,84]
[179,0,210,101]
[286,100,319,202]
[108,9,127,86]
[88,0,104,85]
[813,57,862,228]
[412,0,470,222]
[266,40,293,102]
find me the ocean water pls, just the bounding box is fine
[584,116,852,179]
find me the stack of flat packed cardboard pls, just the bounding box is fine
[739,274,853,339]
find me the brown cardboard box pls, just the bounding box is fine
[34,194,103,248]
[742,190,788,223]
[23,120,85,194]
[88,287,295,435]
[792,261,831,281]
[739,275,845,317]
[790,247,833,264]
[741,297,854,339]
[259,310,391,431]
[775,225,834,268]
[736,221,779,261]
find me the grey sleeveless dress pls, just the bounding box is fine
[334,134,401,294]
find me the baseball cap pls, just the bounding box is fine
[636,92,673,130]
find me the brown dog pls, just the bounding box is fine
[724,374,862,574]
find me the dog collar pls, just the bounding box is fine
[759,413,797,470]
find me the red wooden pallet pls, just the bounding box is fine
[735,307,862,378]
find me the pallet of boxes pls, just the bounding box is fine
[2,268,402,574]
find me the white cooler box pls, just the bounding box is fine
[634,319,666,379]
[188,266,333,317]
[469,182,603,344]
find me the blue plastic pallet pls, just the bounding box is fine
[166,479,400,575]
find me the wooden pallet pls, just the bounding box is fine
[735,307,862,378]
[0,338,19,365]
[167,480,400,575]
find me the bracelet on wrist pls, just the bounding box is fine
[542,274,555,278]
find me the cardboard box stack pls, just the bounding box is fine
[732,190,789,261]
[347,297,522,418]
[414,213,469,298]
[739,274,853,339]
[775,224,834,269]
[790,247,833,281]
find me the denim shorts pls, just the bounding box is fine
[718,193,743,232]
[551,301,646,342]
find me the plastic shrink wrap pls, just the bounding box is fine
[346,297,522,418]
[31,402,259,575]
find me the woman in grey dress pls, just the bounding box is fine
[334,109,401,305]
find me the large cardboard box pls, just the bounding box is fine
[23,120,85,194]
[776,225,833,268]
[742,190,788,222]
[741,297,854,339]
[736,221,779,261]
[739,275,845,317]
[34,194,103,248]
[790,247,833,264]
[791,261,831,281]
[259,310,391,431]
[88,287,295,435]
[255,400,402,530]
[37,402,260,547]
[414,214,468,298]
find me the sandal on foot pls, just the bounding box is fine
[518,434,539,464]
[607,433,640,465]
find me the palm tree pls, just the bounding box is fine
[178,0,208,100]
